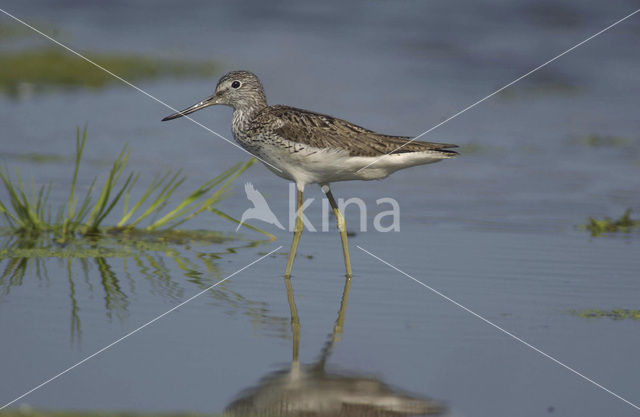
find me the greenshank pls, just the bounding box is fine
[162,71,458,278]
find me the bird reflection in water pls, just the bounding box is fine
[225,277,445,416]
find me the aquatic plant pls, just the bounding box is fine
[582,209,640,236]
[0,48,217,96]
[570,308,640,321]
[0,127,263,241]
[574,134,631,148]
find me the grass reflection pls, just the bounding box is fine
[0,232,288,344]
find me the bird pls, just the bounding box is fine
[162,70,458,278]
[236,182,285,232]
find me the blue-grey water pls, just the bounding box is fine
[1,1,639,416]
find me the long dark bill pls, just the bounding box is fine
[161,94,216,121]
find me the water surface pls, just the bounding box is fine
[1,1,639,416]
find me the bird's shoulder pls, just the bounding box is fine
[252,104,365,131]
[250,105,387,150]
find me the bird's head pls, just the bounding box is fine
[162,70,266,121]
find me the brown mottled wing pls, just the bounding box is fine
[252,105,458,157]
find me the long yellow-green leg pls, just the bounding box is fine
[317,275,352,368]
[284,277,300,366]
[331,275,351,344]
[284,187,304,278]
[322,185,352,277]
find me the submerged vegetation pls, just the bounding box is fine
[570,309,640,321]
[0,48,217,96]
[572,134,632,148]
[0,127,272,246]
[582,209,640,236]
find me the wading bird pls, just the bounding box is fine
[162,71,457,277]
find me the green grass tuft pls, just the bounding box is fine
[0,127,264,243]
[582,209,640,237]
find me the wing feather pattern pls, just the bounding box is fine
[249,105,458,157]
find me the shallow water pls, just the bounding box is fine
[1,1,640,416]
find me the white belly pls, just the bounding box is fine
[242,137,449,188]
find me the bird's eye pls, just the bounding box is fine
[231,81,241,89]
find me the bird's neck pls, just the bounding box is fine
[232,103,264,133]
